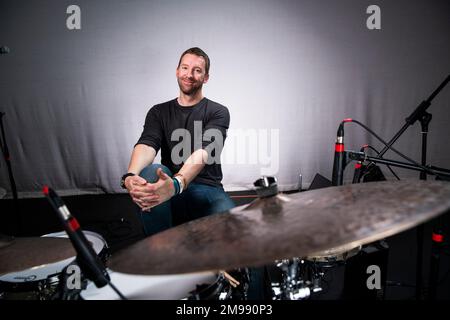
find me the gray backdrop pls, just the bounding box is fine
[0,0,449,197]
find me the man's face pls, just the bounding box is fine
[176,53,209,96]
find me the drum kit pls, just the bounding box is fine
[1,179,450,300]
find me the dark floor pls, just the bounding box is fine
[1,189,449,300]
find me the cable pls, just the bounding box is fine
[107,280,127,300]
[362,145,401,180]
[342,119,437,176]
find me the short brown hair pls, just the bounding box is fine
[177,47,210,75]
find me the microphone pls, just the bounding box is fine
[352,145,367,183]
[352,161,364,183]
[0,46,10,54]
[43,186,110,288]
[332,120,349,186]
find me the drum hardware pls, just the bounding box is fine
[188,268,250,301]
[0,273,62,300]
[253,176,278,198]
[311,276,323,293]
[3,180,450,299]
[43,187,112,291]
[46,231,110,300]
[271,258,311,300]
[272,242,386,300]
[271,257,347,300]
[0,231,108,300]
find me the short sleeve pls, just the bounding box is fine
[202,106,230,150]
[135,106,163,152]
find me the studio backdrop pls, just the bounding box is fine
[0,0,449,197]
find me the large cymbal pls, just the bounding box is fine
[0,237,75,276]
[0,234,14,249]
[109,180,450,275]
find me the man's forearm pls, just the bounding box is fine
[127,144,157,174]
[177,149,208,186]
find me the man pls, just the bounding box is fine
[121,47,235,236]
[121,47,267,300]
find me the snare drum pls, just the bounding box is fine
[0,230,108,300]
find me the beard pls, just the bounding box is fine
[177,77,204,96]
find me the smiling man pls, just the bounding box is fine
[121,47,234,236]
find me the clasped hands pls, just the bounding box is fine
[125,168,175,211]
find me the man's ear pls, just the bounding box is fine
[203,73,209,83]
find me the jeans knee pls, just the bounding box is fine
[139,164,172,183]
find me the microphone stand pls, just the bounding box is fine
[44,187,126,300]
[353,74,450,299]
[0,112,20,234]
[346,150,450,300]
[347,151,450,179]
[363,75,449,167]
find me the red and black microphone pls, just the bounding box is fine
[43,186,110,288]
[352,144,368,183]
[332,119,351,186]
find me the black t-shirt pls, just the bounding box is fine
[136,98,230,187]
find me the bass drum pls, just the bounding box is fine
[80,268,249,300]
[0,231,108,300]
[80,270,218,300]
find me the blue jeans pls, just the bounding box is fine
[138,164,235,237]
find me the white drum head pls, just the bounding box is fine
[42,230,106,255]
[80,270,217,300]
